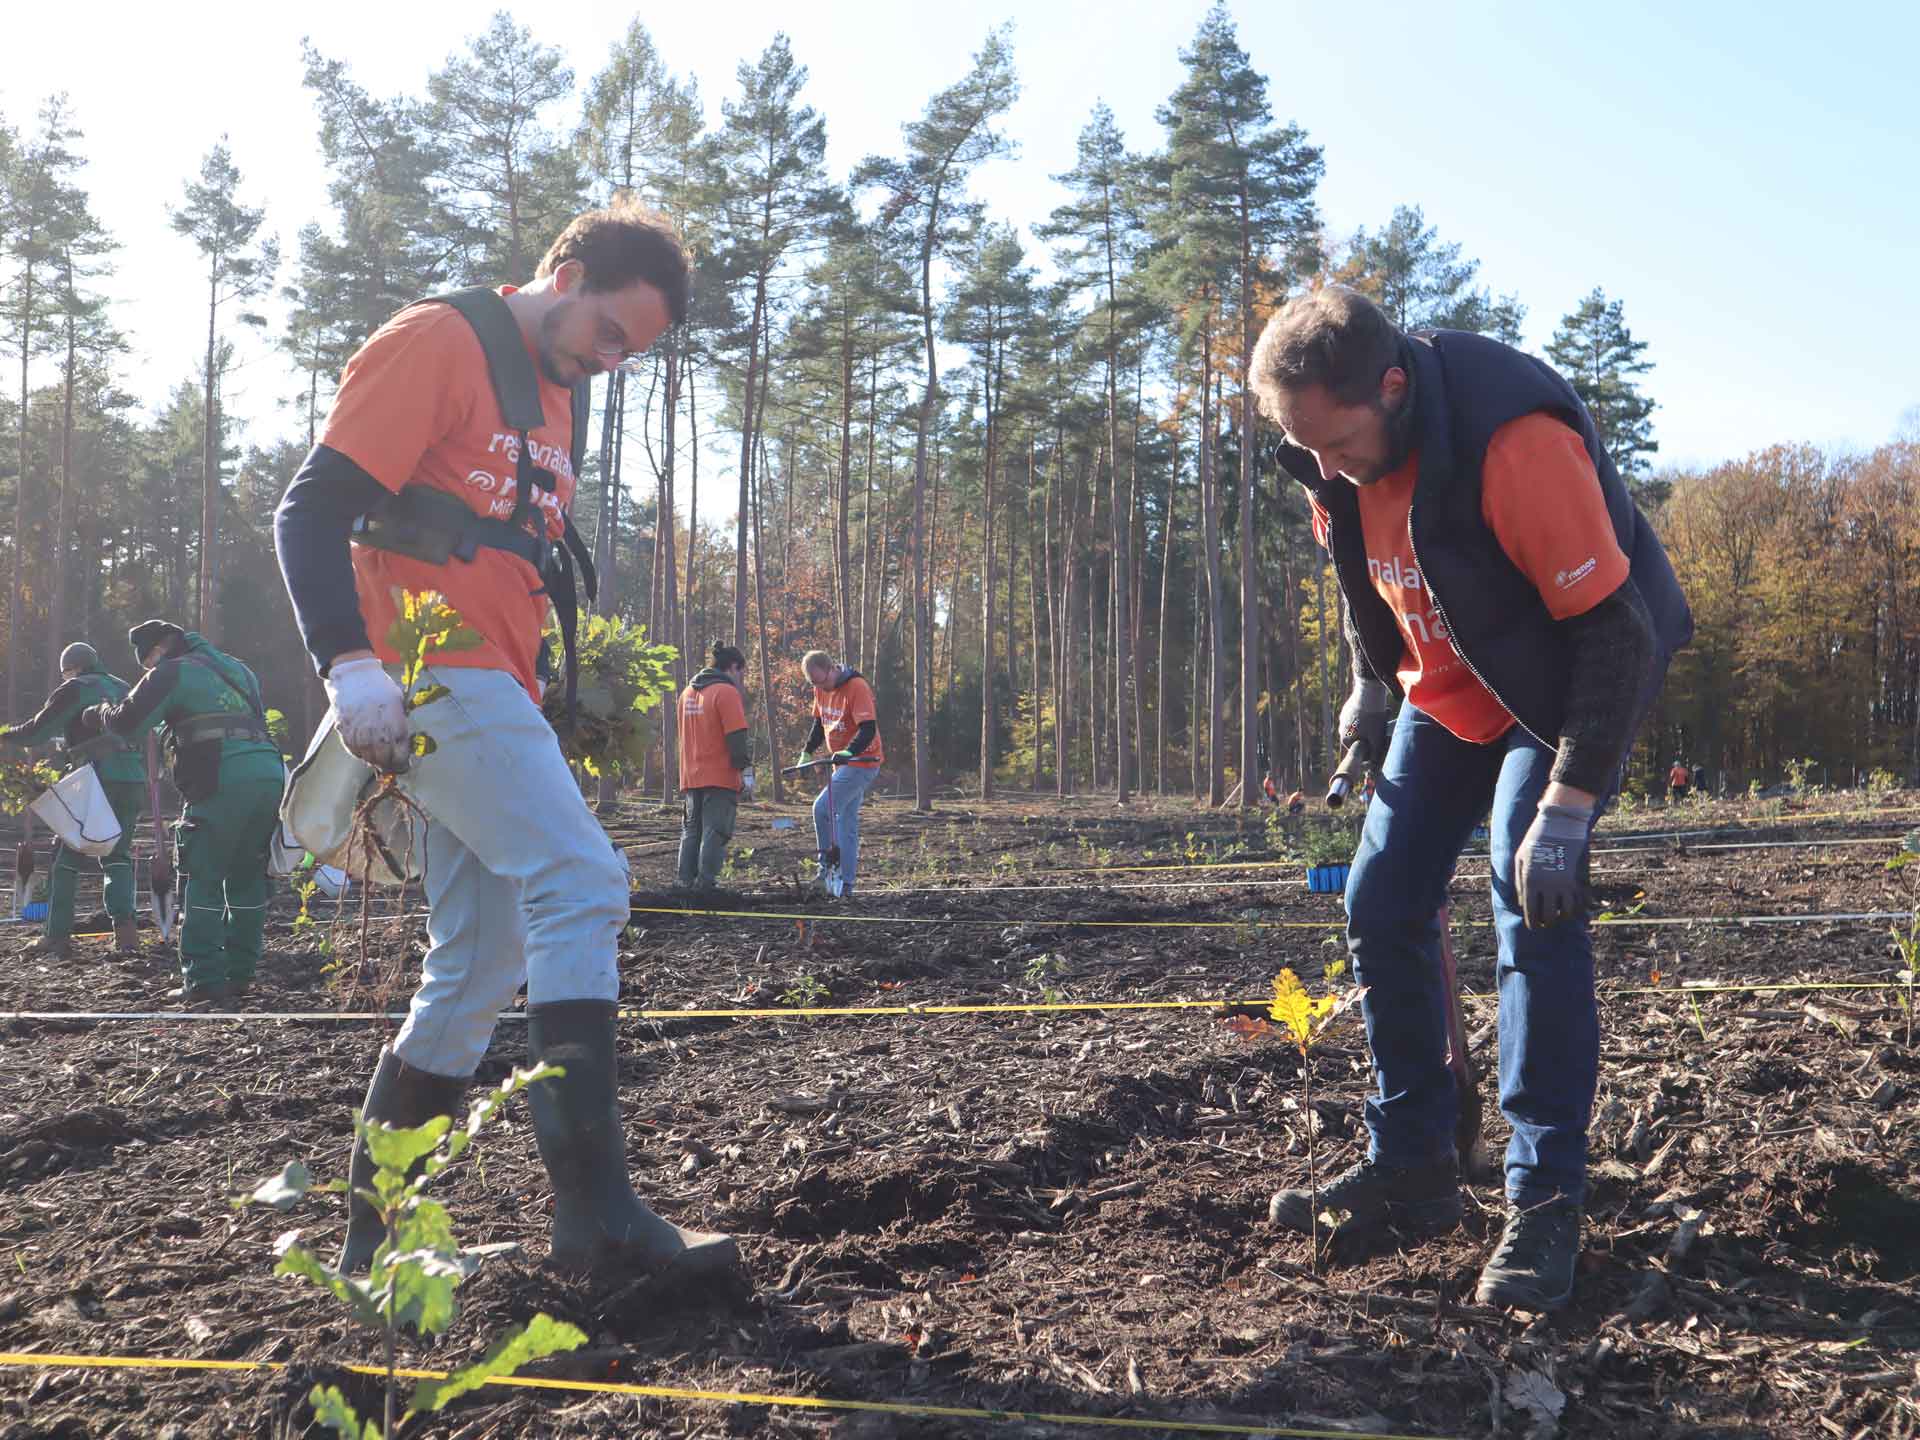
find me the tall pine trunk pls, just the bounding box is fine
[47,277,77,689]
[199,263,220,641]
[978,339,999,800]
[10,264,34,717]
[1027,439,1045,792]
[733,275,767,646]
[659,339,684,803]
[1198,301,1226,807]
[1157,412,1179,796]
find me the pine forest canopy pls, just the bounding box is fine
[2,5,1914,804]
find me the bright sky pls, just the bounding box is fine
[7,0,1915,472]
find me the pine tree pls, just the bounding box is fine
[704,34,836,653]
[1039,102,1151,801]
[856,27,1019,811]
[300,43,449,336]
[1547,287,1658,487]
[1337,204,1524,341]
[1152,4,1323,805]
[169,139,277,641]
[3,97,79,712]
[422,12,579,283]
[945,223,1035,798]
[48,179,119,684]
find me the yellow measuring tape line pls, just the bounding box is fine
[1,980,1904,1027]
[0,1352,1456,1440]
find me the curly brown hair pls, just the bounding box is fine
[536,197,693,325]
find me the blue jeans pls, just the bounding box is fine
[387,666,631,1076]
[812,762,877,892]
[1345,703,1609,1207]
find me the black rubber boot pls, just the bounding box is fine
[1476,1198,1582,1311]
[1269,1153,1463,1234]
[338,1048,468,1272]
[525,999,741,1284]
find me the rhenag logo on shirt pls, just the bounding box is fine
[1555,557,1598,590]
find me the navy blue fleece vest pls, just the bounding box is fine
[1291,329,1692,746]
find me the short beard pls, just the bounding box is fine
[535,305,573,388]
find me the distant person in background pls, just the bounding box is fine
[1690,763,1705,795]
[674,642,752,894]
[798,650,883,897]
[86,621,283,1003]
[1667,758,1690,805]
[0,642,147,957]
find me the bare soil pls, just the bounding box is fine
[3,789,1918,1438]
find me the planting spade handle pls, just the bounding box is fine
[1326,738,1372,810]
[781,758,833,777]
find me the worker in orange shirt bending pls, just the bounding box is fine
[797,650,882,897]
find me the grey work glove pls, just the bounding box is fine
[1515,801,1595,929]
[1338,678,1394,762]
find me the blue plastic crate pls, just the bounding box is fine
[21,901,48,922]
[1306,863,1350,895]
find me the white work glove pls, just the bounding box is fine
[325,657,412,773]
[741,767,757,798]
[1338,678,1394,762]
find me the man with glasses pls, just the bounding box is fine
[273,201,741,1294]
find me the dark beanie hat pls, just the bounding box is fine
[711,641,747,671]
[128,619,186,659]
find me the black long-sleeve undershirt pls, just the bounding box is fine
[274,444,391,675]
[804,717,876,757]
[1550,578,1653,795]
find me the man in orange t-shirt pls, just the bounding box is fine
[675,643,752,893]
[273,202,736,1292]
[798,649,882,896]
[1253,286,1691,1313]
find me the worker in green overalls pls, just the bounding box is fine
[87,621,285,1005]
[0,642,148,957]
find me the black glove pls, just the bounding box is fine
[1338,679,1393,762]
[1515,802,1594,929]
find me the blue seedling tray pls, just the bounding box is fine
[1306,863,1350,895]
[21,901,49,922]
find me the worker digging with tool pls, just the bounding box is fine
[1255,286,1692,1310]
[673,641,753,895]
[272,199,740,1290]
[85,622,284,1004]
[797,649,883,898]
[1,642,147,957]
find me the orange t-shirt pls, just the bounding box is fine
[1668,764,1690,786]
[320,289,576,702]
[679,679,749,791]
[1319,413,1630,744]
[813,675,882,766]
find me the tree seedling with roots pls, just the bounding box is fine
[246,1064,584,1439]
[1269,968,1366,1271]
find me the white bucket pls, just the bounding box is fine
[29,764,123,858]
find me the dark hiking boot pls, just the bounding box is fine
[526,1000,741,1287]
[1269,1153,1463,1234]
[113,918,140,953]
[338,1048,469,1272]
[1476,1198,1582,1311]
[27,936,71,960]
[166,981,226,1006]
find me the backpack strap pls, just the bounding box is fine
[376,287,600,723]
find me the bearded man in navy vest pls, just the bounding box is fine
[1258,286,1690,1311]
